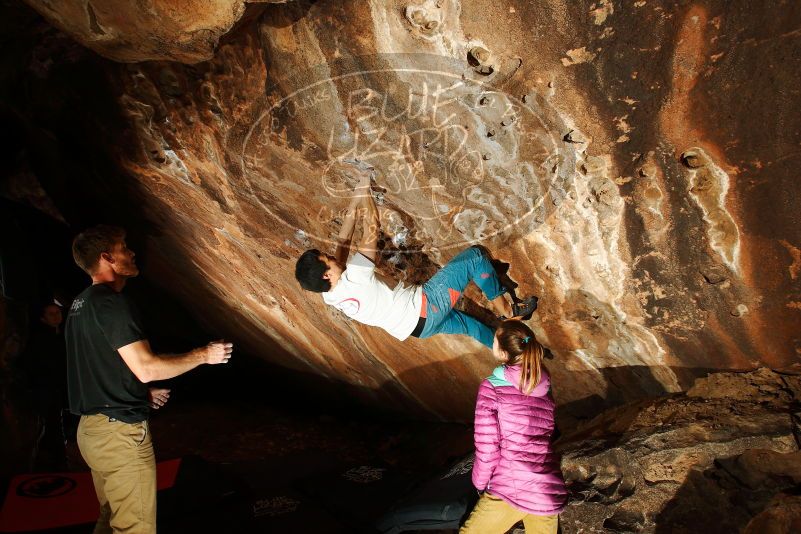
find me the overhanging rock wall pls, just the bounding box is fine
[16,0,801,421]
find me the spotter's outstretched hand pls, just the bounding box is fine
[203,340,233,365]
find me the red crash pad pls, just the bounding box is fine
[0,458,181,532]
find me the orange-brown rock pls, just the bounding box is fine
[558,368,801,533]
[743,494,801,534]
[22,0,287,63]
[5,1,801,421]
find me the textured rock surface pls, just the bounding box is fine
[743,493,801,534]
[6,1,801,421]
[22,0,284,63]
[557,368,801,533]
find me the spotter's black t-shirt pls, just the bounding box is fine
[65,283,149,423]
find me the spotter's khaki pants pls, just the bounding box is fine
[460,493,558,534]
[77,414,156,534]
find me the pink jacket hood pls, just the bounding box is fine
[502,364,551,397]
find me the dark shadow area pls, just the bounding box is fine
[145,358,480,533]
[0,198,87,480]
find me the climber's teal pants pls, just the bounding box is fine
[419,247,504,348]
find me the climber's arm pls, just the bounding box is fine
[334,171,373,265]
[334,195,361,265]
[357,184,380,262]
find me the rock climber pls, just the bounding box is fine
[294,169,538,348]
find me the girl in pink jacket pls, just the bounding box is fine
[461,320,567,533]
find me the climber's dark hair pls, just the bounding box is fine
[295,249,332,292]
[496,319,544,395]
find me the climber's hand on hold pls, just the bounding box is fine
[353,168,373,199]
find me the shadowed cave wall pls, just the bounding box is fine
[5,0,801,423]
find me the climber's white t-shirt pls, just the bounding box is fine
[323,252,423,340]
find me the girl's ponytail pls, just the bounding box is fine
[496,320,545,395]
[518,335,544,395]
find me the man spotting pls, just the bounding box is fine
[295,172,538,348]
[66,225,232,534]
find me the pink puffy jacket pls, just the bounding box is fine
[471,365,568,515]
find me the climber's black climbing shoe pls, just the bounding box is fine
[511,296,538,320]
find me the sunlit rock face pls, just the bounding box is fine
[17,0,801,421]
